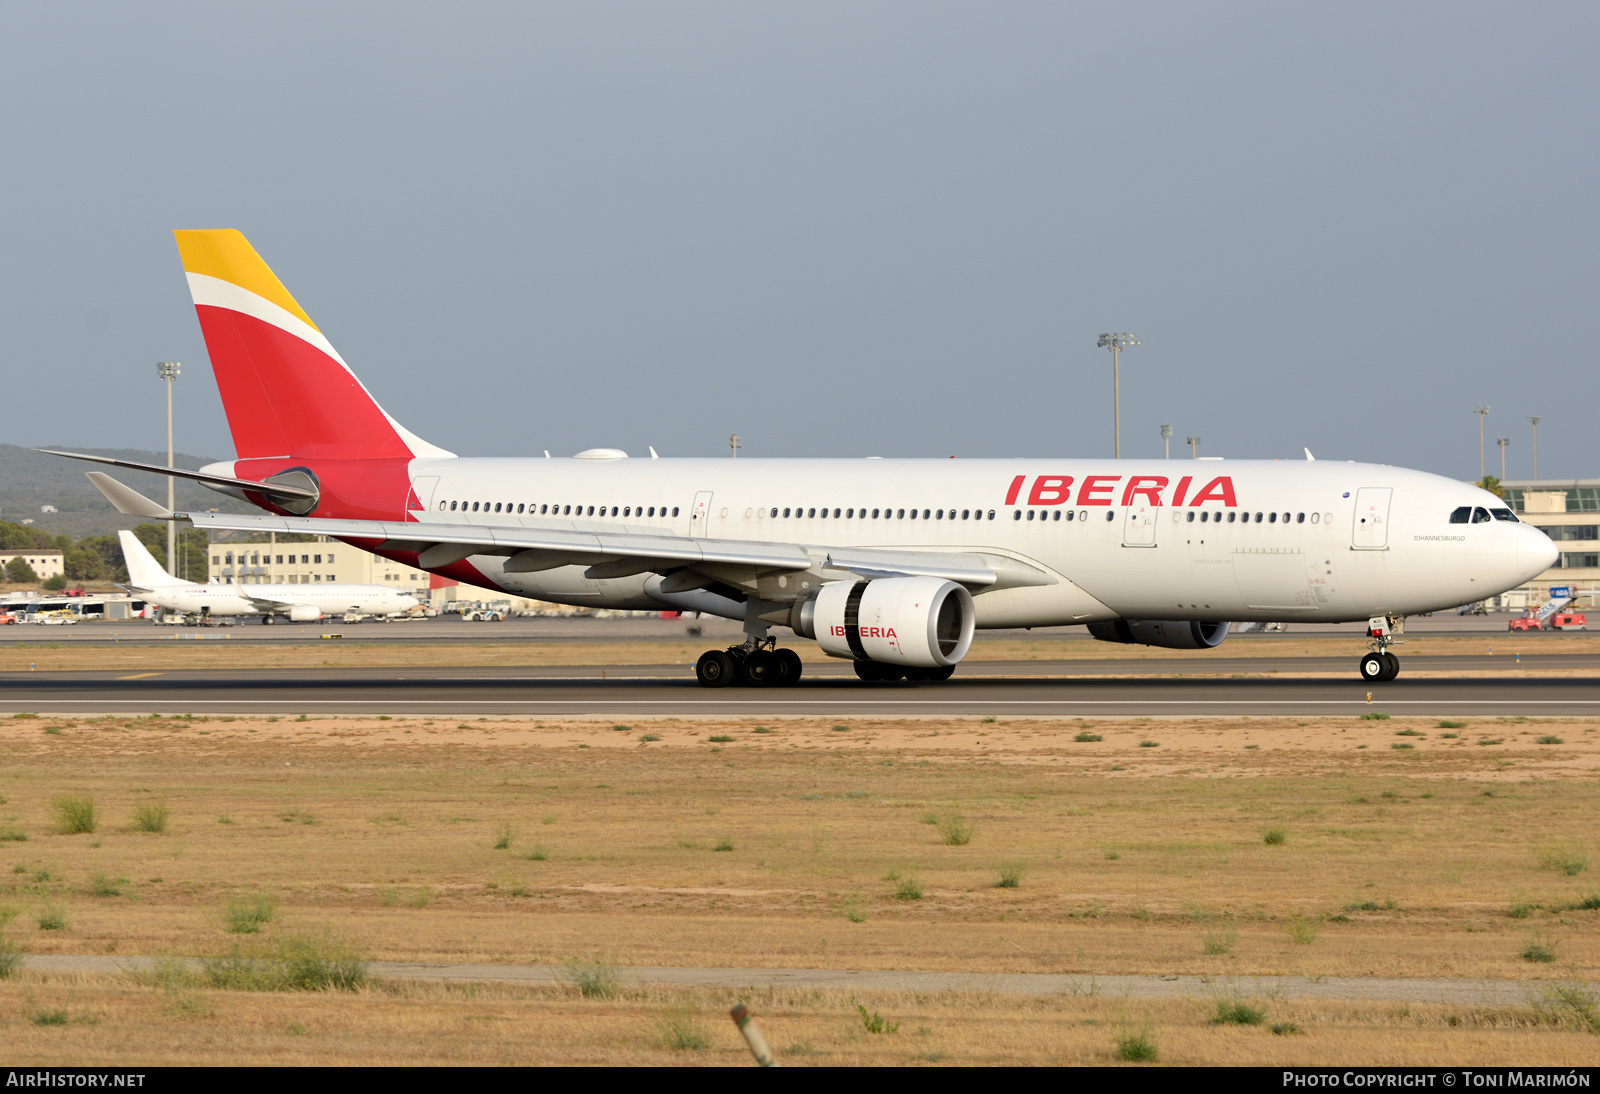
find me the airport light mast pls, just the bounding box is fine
[1097,332,1139,459]
[729,434,741,458]
[1473,406,1490,480]
[1497,437,1510,482]
[1160,424,1173,459]
[156,361,180,576]
[1527,416,1541,480]
[1187,436,1201,459]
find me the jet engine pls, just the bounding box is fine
[286,604,322,623]
[1087,619,1230,649]
[792,577,975,668]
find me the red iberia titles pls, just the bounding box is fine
[1004,474,1237,507]
[832,626,898,639]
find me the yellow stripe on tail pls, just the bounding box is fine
[173,229,319,332]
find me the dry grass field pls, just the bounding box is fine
[0,707,1596,1064]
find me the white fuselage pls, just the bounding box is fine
[352,455,1553,627]
[141,582,418,618]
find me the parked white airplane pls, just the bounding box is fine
[59,230,1555,683]
[117,530,419,623]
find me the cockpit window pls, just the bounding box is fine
[1472,507,1492,524]
[1449,506,1472,524]
[1491,508,1519,522]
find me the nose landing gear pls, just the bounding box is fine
[1359,614,1402,682]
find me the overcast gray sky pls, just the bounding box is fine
[2,2,1593,479]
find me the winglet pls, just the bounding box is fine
[86,472,174,519]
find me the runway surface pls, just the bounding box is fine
[0,611,1541,645]
[1,658,1596,716]
[20,954,1583,1005]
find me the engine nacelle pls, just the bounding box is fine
[796,577,975,668]
[286,604,322,623]
[1087,619,1230,650]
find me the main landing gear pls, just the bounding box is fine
[1359,614,1402,682]
[695,638,804,688]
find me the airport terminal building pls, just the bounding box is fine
[211,538,426,590]
[1501,479,1598,608]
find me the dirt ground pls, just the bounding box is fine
[0,706,1597,1064]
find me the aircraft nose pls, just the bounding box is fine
[1518,525,1559,581]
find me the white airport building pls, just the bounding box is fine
[211,538,425,589]
[0,550,64,580]
[209,536,591,614]
[1497,479,1596,608]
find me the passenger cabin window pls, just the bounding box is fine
[1472,507,1492,523]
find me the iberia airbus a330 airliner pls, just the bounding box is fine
[53,230,1556,687]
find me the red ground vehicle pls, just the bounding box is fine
[1548,612,1587,630]
[1509,616,1542,631]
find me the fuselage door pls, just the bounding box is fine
[409,475,440,516]
[689,491,714,538]
[1352,487,1392,550]
[1123,502,1158,547]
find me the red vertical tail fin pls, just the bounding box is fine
[174,230,453,461]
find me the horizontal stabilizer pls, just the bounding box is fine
[43,450,317,502]
[87,473,173,519]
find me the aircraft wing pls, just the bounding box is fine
[83,471,1044,595]
[233,589,301,612]
[177,509,1012,591]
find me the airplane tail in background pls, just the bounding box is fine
[173,230,454,463]
[118,530,187,589]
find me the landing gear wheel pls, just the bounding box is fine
[904,665,956,682]
[262,615,275,625]
[853,660,905,683]
[772,648,803,686]
[695,650,737,688]
[1360,653,1386,681]
[743,650,777,687]
[1382,652,1400,681]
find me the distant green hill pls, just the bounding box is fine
[0,443,256,538]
